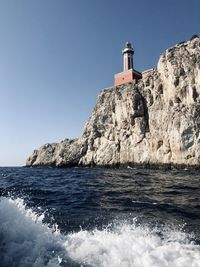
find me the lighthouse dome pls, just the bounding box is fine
[122,42,134,55]
[126,42,132,48]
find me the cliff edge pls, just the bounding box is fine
[26,36,200,168]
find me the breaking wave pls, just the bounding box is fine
[0,197,200,267]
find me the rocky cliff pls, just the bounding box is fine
[26,36,200,168]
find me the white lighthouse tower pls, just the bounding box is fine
[123,42,134,71]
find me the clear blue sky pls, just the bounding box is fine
[0,0,199,166]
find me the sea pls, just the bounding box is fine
[0,166,200,267]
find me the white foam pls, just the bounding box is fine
[65,223,200,267]
[0,197,64,267]
[0,197,200,267]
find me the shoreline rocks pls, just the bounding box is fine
[26,36,200,169]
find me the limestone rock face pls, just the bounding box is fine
[26,36,200,168]
[26,138,87,167]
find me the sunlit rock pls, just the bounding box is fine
[26,36,200,168]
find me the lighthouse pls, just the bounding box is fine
[114,42,142,86]
[123,42,134,71]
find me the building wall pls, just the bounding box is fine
[142,68,155,79]
[114,69,142,86]
[115,70,134,86]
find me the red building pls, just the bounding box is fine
[114,42,142,86]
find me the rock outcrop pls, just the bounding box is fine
[26,36,200,168]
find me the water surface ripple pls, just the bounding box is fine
[0,167,200,267]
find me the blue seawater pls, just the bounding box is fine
[0,167,200,267]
